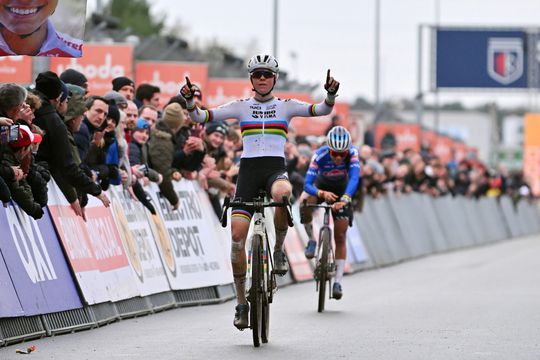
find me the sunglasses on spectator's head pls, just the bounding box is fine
[330,149,349,158]
[251,70,275,79]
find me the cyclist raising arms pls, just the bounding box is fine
[180,54,340,329]
[300,126,360,299]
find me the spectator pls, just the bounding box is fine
[112,76,135,101]
[32,73,109,218]
[60,69,88,95]
[124,100,139,143]
[148,103,185,209]
[135,84,160,109]
[138,105,159,128]
[104,91,128,111]
[74,96,108,162]
[2,125,45,219]
[129,118,161,185]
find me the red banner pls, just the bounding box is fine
[0,56,32,84]
[375,123,421,152]
[136,61,208,109]
[50,44,134,96]
[433,135,454,164]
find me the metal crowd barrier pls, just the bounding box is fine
[1,193,539,347]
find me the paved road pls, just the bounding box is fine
[2,235,540,360]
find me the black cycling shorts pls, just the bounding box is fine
[231,156,289,221]
[315,177,352,221]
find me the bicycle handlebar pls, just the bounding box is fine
[220,195,294,228]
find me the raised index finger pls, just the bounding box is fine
[185,76,192,87]
[326,69,331,83]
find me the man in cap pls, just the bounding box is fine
[60,69,88,95]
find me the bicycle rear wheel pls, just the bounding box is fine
[318,228,330,313]
[250,235,263,347]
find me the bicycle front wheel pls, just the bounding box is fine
[318,228,330,313]
[250,234,264,347]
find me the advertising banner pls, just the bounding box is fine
[147,181,231,289]
[524,113,540,195]
[136,61,208,110]
[285,204,314,282]
[435,28,528,89]
[375,123,421,152]
[345,219,369,264]
[421,129,438,151]
[82,195,139,301]
[108,186,170,296]
[0,56,32,83]
[50,43,134,95]
[0,203,82,315]
[47,181,138,303]
[0,246,23,318]
[206,78,252,108]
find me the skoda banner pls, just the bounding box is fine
[0,248,24,317]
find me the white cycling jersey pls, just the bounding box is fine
[188,96,335,158]
[0,20,82,57]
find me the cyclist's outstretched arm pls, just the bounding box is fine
[286,69,340,118]
[180,77,241,123]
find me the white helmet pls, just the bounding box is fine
[327,126,351,152]
[247,54,279,74]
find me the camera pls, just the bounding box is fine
[0,125,19,144]
[138,164,149,177]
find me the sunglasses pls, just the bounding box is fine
[251,70,275,79]
[330,149,349,158]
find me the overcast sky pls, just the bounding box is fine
[87,0,540,108]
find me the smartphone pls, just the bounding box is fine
[0,125,19,144]
[9,124,19,142]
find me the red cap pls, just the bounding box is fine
[9,125,42,149]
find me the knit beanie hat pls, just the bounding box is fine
[132,118,150,133]
[161,103,184,130]
[205,121,228,137]
[107,105,121,127]
[104,91,128,108]
[35,71,62,100]
[112,76,134,92]
[59,69,88,87]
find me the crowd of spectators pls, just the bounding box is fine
[0,70,534,221]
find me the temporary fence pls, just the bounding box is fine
[1,179,539,346]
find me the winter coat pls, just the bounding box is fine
[2,146,43,219]
[147,121,178,207]
[33,90,101,204]
[171,126,204,172]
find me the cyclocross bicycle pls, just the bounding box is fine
[301,201,336,312]
[221,193,293,347]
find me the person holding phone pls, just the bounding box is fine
[180,54,340,330]
[0,0,82,57]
